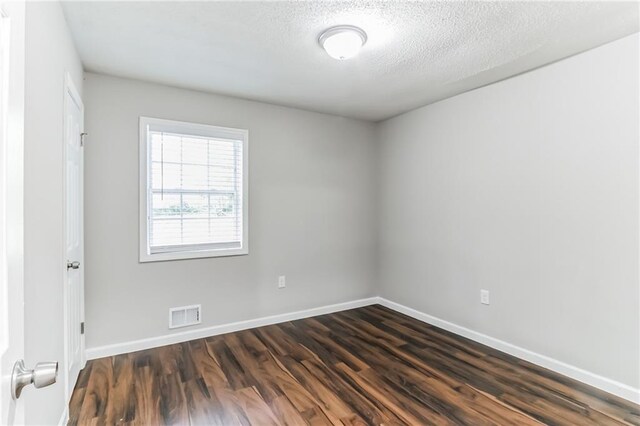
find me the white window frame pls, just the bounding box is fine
[139,116,248,262]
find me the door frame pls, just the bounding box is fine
[62,71,85,405]
[0,1,25,424]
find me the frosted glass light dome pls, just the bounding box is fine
[319,25,367,60]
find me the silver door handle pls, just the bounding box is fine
[67,260,80,270]
[11,359,58,399]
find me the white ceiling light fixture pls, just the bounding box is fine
[318,25,367,60]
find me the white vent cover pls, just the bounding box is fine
[169,304,201,329]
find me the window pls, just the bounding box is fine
[139,117,248,262]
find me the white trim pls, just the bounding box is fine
[0,3,26,423]
[58,406,68,426]
[86,297,379,360]
[377,297,640,404]
[84,295,640,404]
[62,71,85,410]
[138,116,249,263]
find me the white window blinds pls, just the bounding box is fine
[140,117,248,261]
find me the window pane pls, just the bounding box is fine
[210,217,240,243]
[151,193,181,218]
[150,132,182,164]
[145,120,245,256]
[209,139,237,167]
[182,218,211,245]
[181,164,209,190]
[182,193,209,219]
[211,193,235,217]
[150,219,182,247]
[181,136,209,165]
[151,162,182,191]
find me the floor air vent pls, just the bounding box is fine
[169,304,201,329]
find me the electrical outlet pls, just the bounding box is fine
[480,289,490,305]
[278,275,286,289]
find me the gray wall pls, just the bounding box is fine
[83,33,639,394]
[83,73,377,349]
[23,2,83,424]
[377,33,639,388]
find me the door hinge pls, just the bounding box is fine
[80,132,88,147]
[80,322,85,335]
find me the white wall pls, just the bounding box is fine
[83,73,377,349]
[377,34,640,389]
[23,1,83,424]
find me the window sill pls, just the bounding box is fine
[139,247,248,263]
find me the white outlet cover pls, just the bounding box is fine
[278,275,286,289]
[480,289,490,305]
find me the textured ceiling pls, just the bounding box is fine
[61,1,639,121]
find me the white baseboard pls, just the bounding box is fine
[85,297,379,360]
[84,295,640,405]
[58,406,68,426]
[377,297,640,404]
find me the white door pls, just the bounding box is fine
[0,1,25,424]
[63,73,84,403]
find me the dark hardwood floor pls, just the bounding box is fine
[68,305,640,425]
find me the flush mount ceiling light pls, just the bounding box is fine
[318,25,367,60]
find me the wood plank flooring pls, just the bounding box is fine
[68,305,640,425]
